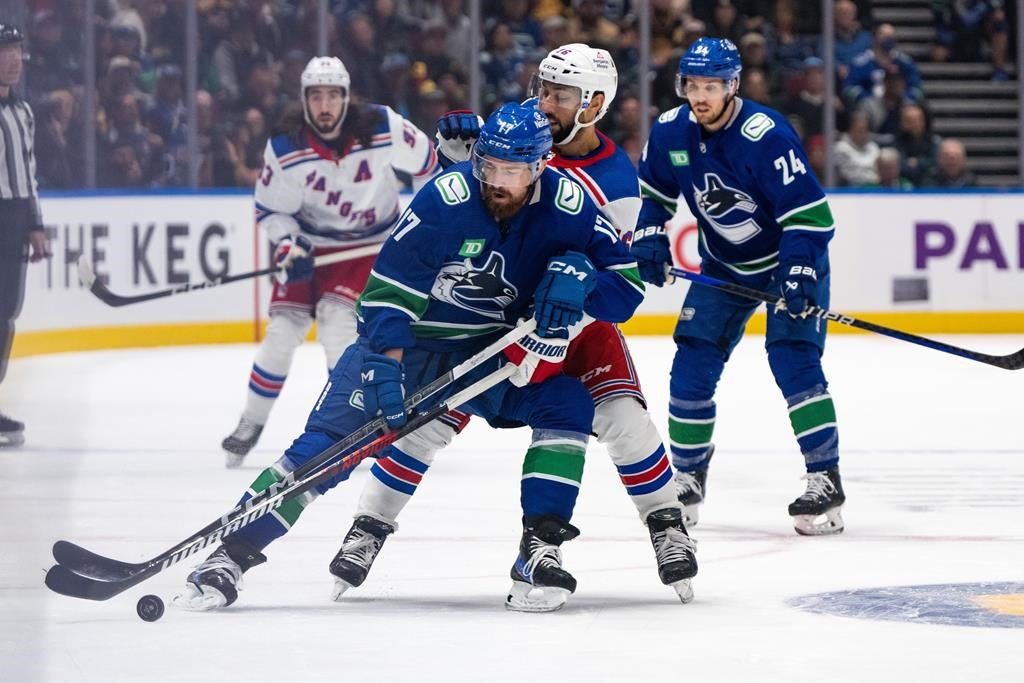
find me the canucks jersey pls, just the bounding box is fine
[355,164,645,353]
[549,131,641,236]
[254,105,440,248]
[637,98,834,276]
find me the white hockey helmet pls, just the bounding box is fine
[529,43,617,143]
[301,56,351,135]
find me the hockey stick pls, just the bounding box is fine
[45,361,518,601]
[48,320,535,586]
[668,266,1024,370]
[77,243,382,307]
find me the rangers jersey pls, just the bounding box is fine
[549,131,641,236]
[254,105,439,248]
[356,163,645,353]
[637,98,834,276]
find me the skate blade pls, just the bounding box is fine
[505,581,570,612]
[671,579,694,604]
[792,507,844,536]
[171,584,229,612]
[224,450,245,469]
[331,578,355,601]
[682,503,700,528]
[0,432,25,448]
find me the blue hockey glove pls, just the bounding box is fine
[361,353,406,429]
[532,251,597,338]
[435,110,482,168]
[630,224,671,287]
[779,264,818,318]
[274,235,314,285]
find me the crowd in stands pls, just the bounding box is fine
[21,0,1013,190]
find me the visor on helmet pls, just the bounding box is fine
[472,148,544,188]
[527,74,583,111]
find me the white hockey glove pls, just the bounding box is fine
[502,328,570,388]
[435,110,484,168]
[273,235,314,285]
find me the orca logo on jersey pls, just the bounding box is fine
[693,173,763,245]
[431,251,518,320]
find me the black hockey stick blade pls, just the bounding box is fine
[52,540,143,581]
[669,267,1024,371]
[45,563,148,601]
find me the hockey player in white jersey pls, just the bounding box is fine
[221,56,440,467]
[329,44,697,605]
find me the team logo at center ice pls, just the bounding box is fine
[431,251,518,320]
[693,173,763,244]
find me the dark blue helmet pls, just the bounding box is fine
[0,23,24,46]
[676,37,742,96]
[475,101,552,165]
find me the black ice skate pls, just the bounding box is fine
[222,416,264,468]
[646,507,698,603]
[172,537,267,611]
[329,515,395,600]
[0,414,24,447]
[674,445,713,527]
[788,467,846,536]
[506,516,580,612]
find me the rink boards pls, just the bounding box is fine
[12,188,1024,357]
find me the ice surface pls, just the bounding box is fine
[2,334,1022,682]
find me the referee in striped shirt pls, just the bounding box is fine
[0,22,50,447]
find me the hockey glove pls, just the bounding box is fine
[361,354,406,429]
[435,110,483,168]
[274,235,314,285]
[778,264,818,318]
[503,328,570,387]
[630,224,671,287]
[533,251,597,338]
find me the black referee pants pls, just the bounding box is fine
[0,199,32,384]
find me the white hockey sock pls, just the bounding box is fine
[355,420,455,522]
[594,398,680,520]
[242,311,312,424]
[315,298,358,370]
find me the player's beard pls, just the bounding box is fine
[314,112,342,136]
[482,183,530,221]
[692,94,734,128]
[545,112,575,145]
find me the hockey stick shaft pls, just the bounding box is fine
[45,362,517,600]
[49,320,535,584]
[77,244,381,307]
[668,267,1024,370]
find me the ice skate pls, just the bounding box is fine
[172,538,266,611]
[328,515,395,600]
[646,507,698,603]
[789,467,846,536]
[674,446,712,527]
[222,417,264,468]
[506,517,580,613]
[0,414,24,447]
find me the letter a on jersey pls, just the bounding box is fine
[354,160,373,182]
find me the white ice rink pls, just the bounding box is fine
[2,333,1022,682]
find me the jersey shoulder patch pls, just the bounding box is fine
[554,176,585,215]
[740,112,776,142]
[269,133,307,159]
[372,105,393,136]
[657,106,683,124]
[434,171,472,205]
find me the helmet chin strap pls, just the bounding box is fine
[556,107,598,146]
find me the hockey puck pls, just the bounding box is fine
[136,594,165,622]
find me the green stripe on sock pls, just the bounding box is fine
[249,467,282,494]
[273,494,309,528]
[668,416,715,446]
[789,396,837,436]
[522,444,585,483]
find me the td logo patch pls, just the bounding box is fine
[670,150,690,166]
[458,239,486,257]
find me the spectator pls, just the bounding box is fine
[869,147,914,189]
[932,1,1009,81]
[34,92,75,189]
[780,56,841,139]
[834,110,880,186]
[146,64,187,184]
[924,139,977,188]
[861,69,912,138]
[210,11,274,106]
[494,0,543,54]
[568,0,620,54]
[650,0,687,66]
[338,11,384,103]
[804,133,827,181]
[379,52,414,119]
[540,15,572,55]
[763,0,813,91]
[740,67,772,106]
[705,0,750,46]
[414,19,468,102]
[610,94,644,166]
[225,107,267,187]
[368,0,412,57]
[27,10,80,94]
[894,103,939,186]
[441,0,473,63]
[833,0,872,81]
[843,24,924,107]
[101,92,162,187]
[481,22,526,106]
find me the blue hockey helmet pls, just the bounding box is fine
[675,37,742,97]
[472,101,553,185]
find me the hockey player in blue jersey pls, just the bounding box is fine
[174,101,646,612]
[329,44,698,606]
[630,37,846,536]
